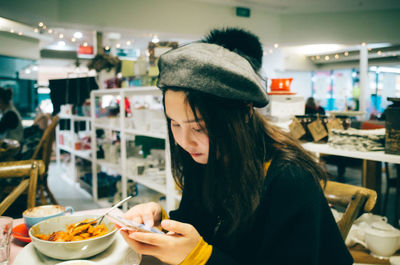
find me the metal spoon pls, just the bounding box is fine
[73,196,132,228]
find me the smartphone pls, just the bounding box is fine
[106,214,164,234]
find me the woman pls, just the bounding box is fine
[305,97,326,115]
[0,87,23,143]
[120,28,353,265]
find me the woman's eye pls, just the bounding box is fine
[171,123,180,128]
[192,128,204,133]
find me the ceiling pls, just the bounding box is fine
[190,0,400,13]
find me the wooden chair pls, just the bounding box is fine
[31,115,60,205]
[0,160,45,215]
[322,180,377,240]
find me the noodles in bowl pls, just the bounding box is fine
[29,215,117,260]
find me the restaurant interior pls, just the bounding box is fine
[0,0,400,264]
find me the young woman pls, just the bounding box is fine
[0,87,23,142]
[120,28,353,265]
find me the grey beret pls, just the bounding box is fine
[157,43,268,107]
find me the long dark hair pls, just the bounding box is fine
[0,87,12,105]
[162,87,327,237]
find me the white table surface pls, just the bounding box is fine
[302,142,400,164]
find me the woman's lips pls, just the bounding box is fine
[190,153,202,157]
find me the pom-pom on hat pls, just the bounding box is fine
[157,42,269,108]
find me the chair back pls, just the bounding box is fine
[32,115,59,173]
[0,160,45,215]
[322,180,377,240]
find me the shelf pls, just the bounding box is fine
[59,114,91,122]
[58,144,92,161]
[127,174,167,195]
[125,128,166,139]
[97,198,113,208]
[93,122,120,131]
[96,159,122,174]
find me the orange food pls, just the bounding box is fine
[35,219,109,242]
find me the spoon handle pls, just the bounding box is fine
[98,196,132,224]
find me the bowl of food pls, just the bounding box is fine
[29,215,118,260]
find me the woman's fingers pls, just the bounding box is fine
[128,231,170,246]
[161,219,194,236]
[142,210,155,227]
[120,230,159,256]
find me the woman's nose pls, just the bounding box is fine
[181,130,196,148]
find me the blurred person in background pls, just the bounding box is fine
[0,87,23,143]
[305,96,325,115]
[17,113,51,160]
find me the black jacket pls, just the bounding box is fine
[170,159,353,265]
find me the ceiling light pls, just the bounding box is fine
[34,28,39,33]
[18,32,22,36]
[32,65,39,71]
[42,25,46,29]
[274,43,279,48]
[59,33,64,39]
[116,43,121,48]
[71,37,76,42]
[10,29,14,33]
[126,40,131,46]
[293,44,345,55]
[344,52,349,56]
[152,35,159,43]
[73,32,83,39]
[316,55,320,59]
[38,22,44,27]
[105,46,110,50]
[325,56,330,61]
[377,50,382,55]
[58,41,66,47]
[361,42,366,47]
[48,29,53,34]
[25,69,31,74]
[335,54,339,59]
[83,42,88,47]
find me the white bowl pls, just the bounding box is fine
[29,215,117,260]
[55,261,97,265]
[390,256,400,265]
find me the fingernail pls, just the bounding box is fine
[129,232,137,239]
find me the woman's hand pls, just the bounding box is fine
[123,202,163,227]
[120,219,201,265]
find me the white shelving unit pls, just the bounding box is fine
[90,86,180,212]
[56,114,92,182]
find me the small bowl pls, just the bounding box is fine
[29,215,117,260]
[23,205,74,229]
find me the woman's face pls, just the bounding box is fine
[165,90,209,164]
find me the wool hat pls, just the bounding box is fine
[157,43,269,107]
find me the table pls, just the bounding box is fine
[9,208,166,265]
[302,142,400,216]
